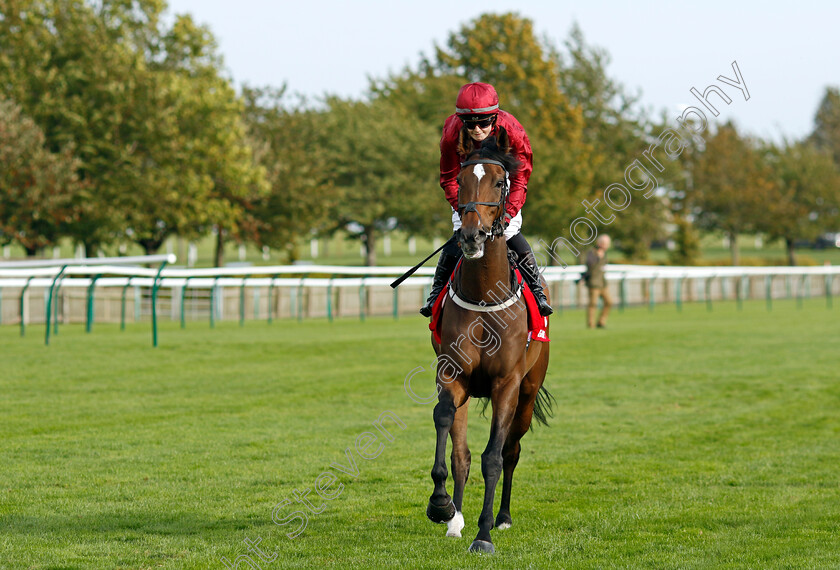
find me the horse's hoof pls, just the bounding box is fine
[495,513,512,529]
[426,499,456,524]
[468,540,495,554]
[445,511,464,537]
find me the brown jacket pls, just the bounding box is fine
[585,249,608,289]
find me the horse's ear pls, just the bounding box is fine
[496,126,511,154]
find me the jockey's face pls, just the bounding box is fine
[466,122,493,142]
[461,115,495,142]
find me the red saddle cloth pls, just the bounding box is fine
[429,268,549,345]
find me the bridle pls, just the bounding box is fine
[457,158,510,239]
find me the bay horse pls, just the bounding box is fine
[426,131,553,554]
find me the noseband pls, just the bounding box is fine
[457,159,510,238]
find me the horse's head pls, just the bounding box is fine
[456,130,519,259]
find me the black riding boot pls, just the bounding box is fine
[507,233,553,316]
[419,248,461,317]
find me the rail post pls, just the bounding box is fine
[239,275,251,327]
[151,259,168,347]
[180,277,192,329]
[326,277,334,322]
[85,274,102,333]
[44,266,68,346]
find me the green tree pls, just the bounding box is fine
[690,122,774,265]
[557,24,667,260]
[0,1,262,263]
[810,86,840,167]
[317,97,441,266]
[0,97,81,255]
[241,87,336,263]
[759,140,840,265]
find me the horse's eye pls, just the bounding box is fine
[495,180,505,188]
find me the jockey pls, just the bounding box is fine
[420,82,553,318]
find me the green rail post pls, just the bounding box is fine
[0,288,3,325]
[785,275,792,299]
[52,272,69,337]
[648,276,656,312]
[765,275,773,312]
[392,282,399,320]
[826,274,833,309]
[326,277,334,322]
[19,276,34,337]
[151,259,168,347]
[267,277,275,324]
[180,277,191,329]
[239,275,250,327]
[297,273,308,321]
[736,275,744,311]
[359,276,367,322]
[44,265,68,346]
[675,276,684,312]
[705,276,714,312]
[85,274,102,333]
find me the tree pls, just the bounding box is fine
[556,24,667,260]
[689,122,774,265]
[759,141,840,265]
[0,97,81,255]
[810,86,840,167]
[241,86,337,263]
[0,1,263,263]
[316,97,441,266]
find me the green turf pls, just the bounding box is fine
[1,299,838,569]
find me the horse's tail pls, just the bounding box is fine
[474,384,556,429]
[531,385,556,429]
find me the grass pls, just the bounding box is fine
[0,299,838,569]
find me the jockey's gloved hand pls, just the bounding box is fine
[503,213,512,229]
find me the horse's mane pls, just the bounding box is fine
[457,128,521,179]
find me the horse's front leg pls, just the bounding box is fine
[470,380,520,554]
[427,379,468,525]
[445,399,470,537]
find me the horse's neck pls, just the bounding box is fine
[457,238,513,304]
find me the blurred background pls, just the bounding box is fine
[2,0,839,269]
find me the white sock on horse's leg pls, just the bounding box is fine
[446,511,465,537]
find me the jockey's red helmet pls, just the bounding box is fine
[455,82,499,116]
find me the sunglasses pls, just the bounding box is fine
[461,116,495,130]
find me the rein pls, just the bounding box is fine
[457,158,510,238]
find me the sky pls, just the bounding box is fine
[166,0,840,143]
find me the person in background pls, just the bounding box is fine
[585,234,612,329]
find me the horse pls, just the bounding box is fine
[425,131,553,554]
